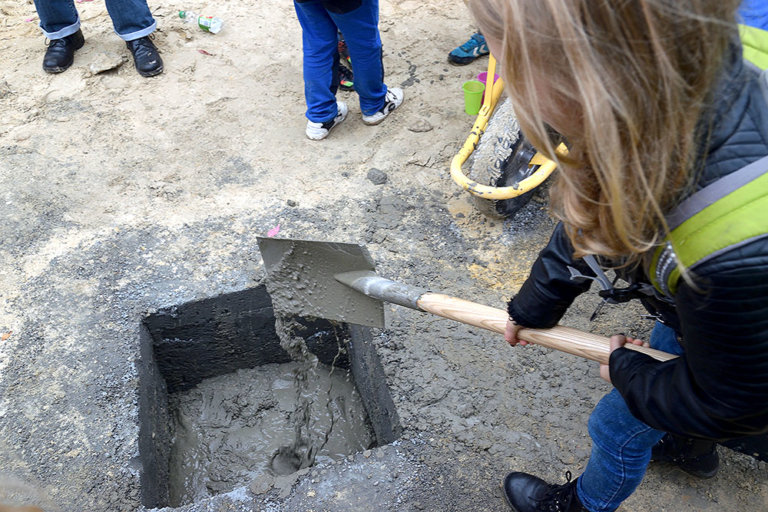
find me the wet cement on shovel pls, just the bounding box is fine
[167,318,374,507]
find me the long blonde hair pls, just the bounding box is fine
[470,0,740,263]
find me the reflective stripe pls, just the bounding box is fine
[652,242,678,297]
[651,157,768,295]
[667,154,768,230]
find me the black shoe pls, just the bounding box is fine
[43,29,85,73]
[126,36,163,77]
[503,471,586,512]
[651,433,720,479]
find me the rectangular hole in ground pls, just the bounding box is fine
[137,285,401,509]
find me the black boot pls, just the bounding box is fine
[503,471,586,512]
[43,29,85,73]
[651,433,719,478]
[126,36,163,77]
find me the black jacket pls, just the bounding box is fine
[507,47,768,441]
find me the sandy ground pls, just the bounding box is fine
[1,0,767,511]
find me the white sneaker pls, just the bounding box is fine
[305,101,348,140]
[361,87,404,125]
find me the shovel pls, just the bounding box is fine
[256,237,676,364]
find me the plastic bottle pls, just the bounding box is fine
[179,11,224,34]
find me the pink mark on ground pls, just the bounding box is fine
[267,224,280,238]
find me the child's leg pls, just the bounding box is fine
[294,1,342,123]
[328,0,387,116]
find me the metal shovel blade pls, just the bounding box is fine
[256,237,386,328]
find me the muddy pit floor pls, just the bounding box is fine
[1,1,766,511]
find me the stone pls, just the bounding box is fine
[88,52,127,75]
[367,168,388,185]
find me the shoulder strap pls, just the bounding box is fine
[650,154,768,296]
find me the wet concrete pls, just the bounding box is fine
[258,238,385,329]
[134,285,401,510]
[167,361,373,506]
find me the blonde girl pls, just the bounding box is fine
[469,1,768,511]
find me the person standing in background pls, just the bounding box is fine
[33,0,163,77]
[294,0,403,140]
[448,1,489,66]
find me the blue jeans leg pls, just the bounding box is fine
[294,1,343,123]
[104,0,156,41]
[34,0,81,39]
[34,0,155,40]
[327,0,387,116]
[577,323,683,512]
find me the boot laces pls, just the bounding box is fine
[128,36,158,58]
[46,38,68,49]
[536,472,581,512]
[132,38,154,52]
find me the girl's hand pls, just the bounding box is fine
[505,318,529,347]
[600,334,650,384]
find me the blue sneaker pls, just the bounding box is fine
[448,33,489,65]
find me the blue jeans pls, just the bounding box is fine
[294,0,387,122]
[33,0,156,41]
[577,322,684,512]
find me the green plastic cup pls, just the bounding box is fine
[462,80,485,115]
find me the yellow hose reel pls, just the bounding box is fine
[449,54,566,203]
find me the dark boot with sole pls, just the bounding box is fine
[503,471,587,512]
[651,433,720,478]
[43,29,85,73]
[126,36,164,77]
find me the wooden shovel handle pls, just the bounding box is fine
[416,293,677,364]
